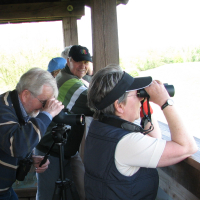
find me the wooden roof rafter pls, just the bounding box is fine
[0,1,85,24]
[0,0,129,6]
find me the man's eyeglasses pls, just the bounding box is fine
[127,94,138,98]
[30,92,47,107]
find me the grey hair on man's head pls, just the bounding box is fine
[16,67,58,98]
[61,45,72,60]
[88,64,128,119]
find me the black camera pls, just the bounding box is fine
[53,109,85,126]
[137,83,175,97]
[16,152,33,181]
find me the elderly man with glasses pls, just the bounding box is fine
[0,67,64,200]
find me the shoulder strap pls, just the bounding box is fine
[99,114,143,133]
[10,90,25,126]
[99,114,153,135]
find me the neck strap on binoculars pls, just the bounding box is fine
[99,112,153,135]
[140,97,154,131]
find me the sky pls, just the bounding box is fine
[117,0,200,56]
[1,0,200,56]
[80,0,200,56]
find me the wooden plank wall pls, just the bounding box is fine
[158,164,200,200]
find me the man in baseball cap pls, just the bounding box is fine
[35,45,93,200]
[69,45,92,62]
[67,45,93,78]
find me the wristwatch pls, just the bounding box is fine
[161,99,174,110]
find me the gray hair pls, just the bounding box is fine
[88,64,128,119]
[61,45,72,60]
[16,67,58,98]
[68,57,72,62]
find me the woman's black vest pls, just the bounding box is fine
[84,120,159,200]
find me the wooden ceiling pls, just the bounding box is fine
[0,0,129,24]
[0,0,128,6]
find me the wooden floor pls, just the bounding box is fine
[15,188,36,200]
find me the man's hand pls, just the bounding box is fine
[32,155,50,173]
[43,98,64,118]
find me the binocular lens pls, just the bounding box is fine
[53,109,85,126]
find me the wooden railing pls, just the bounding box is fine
[158,122,200,200]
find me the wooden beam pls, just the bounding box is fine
[90,0,119,73]
[0,1,84,24]
[85,0,129,7]
[62,17,78,47]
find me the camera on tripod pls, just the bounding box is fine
[39,109,85,200]
[39,109,85,167]
[137,83,175,97]
[53,109,85,126]
[51,109,85,144]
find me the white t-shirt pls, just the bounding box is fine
[115,119,166,176]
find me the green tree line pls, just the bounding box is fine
[1,45,200,93]
[120,45,200,77]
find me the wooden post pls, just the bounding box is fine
[62,17,78,47]
[90,0,119,73]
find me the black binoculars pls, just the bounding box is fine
[137,84,175,97]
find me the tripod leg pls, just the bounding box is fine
[52,140,80,199]
[59,144,66,199]
[52,180,62,200]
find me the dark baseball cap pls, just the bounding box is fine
[68,45,92,62]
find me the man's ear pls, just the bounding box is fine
[114,100,125,114]
[20,90,31,104]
